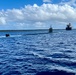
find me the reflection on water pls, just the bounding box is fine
[0,30,76,75]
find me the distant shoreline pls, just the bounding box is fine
[0,29,75,32]
[0,29,48,32]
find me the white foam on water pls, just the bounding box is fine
[0,35,22,38]
[30,51,45,58]
[0,36,5,38]
[10,35,22,37]
[49,65,76,73]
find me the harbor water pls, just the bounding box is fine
[0,29,76,75]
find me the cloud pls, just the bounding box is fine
[43,0,51,3]
[0,3,76,29]
[6,9,24,22]
[60,0,76,7]
[0,17,6,25]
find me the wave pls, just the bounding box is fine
[0,35,22,38]
[2,70,21,75]
[36,69,75,75]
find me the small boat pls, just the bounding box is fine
[66,23,72,30]
[6,34,10,37]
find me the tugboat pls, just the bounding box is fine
[49,26,53,33]
[66,23,72,30]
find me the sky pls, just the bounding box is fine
[0,0,76,29]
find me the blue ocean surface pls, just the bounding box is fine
[0,29,76,75]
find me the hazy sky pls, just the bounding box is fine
[0,0,76,29]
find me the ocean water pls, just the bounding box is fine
[0,29,76,75]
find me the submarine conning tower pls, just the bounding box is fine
[49,26,53,33]
[66,23,72,30]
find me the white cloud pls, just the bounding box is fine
[0,17,6,25]
[60,0,76,7]
[0,3,76,29]
[43,0,51,2]
[6,9,24,22]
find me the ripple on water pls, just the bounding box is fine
[36,69,75,75]
[0,30,76,75]
[3,70,21,75]
[50,52,71,58]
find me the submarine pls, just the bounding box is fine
[66,23,72,30]
[49,26,53,33]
